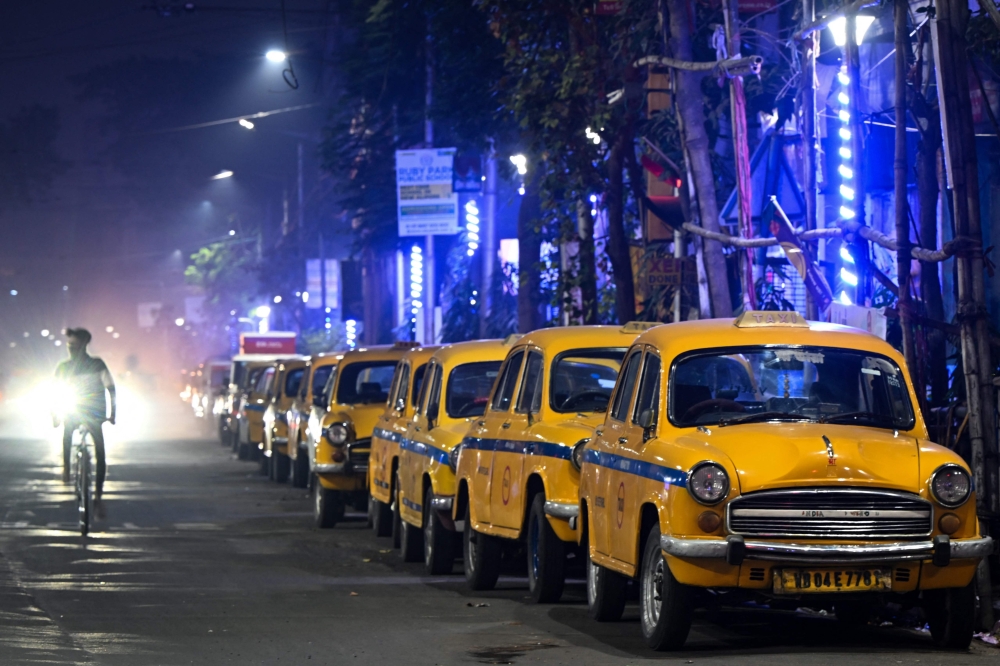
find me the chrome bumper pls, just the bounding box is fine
[543,500,579,520]
[429,495,453,511]
[313,463,346,474]
[660,534,994,566]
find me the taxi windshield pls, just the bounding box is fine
[447,361,502,418]
[335,361,397,405]
[550,349,626,413]
[669,346,915,430]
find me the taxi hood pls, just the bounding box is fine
[683,422,920,494]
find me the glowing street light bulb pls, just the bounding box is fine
[266,50,287,63]
[40,329,50,337]
[175,318,185,327]
[238,118,255,130]
[212,170,234,180]
[105,325,114,333]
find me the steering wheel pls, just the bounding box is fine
[682,399,745,422]
[559,390,611,412]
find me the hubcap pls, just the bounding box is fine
[529,514,540,584]
[642,550,664,629]
[424,505,433,563]
[587,557,598,607]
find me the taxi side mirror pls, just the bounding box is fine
[637,409,655,441]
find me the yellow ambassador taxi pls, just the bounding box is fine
[369,344,436,541]
[395,339,513,573]
[454,324,650,601]
[287,354,341,489]
[308,343,412,528]
[235,361,277,460]
[578,311,993,651]
[262,358,308,482]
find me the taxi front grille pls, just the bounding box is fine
[347,439,371,472]
[726,488,932,539]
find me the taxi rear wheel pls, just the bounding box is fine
[640,526,693,651]
[372,498,393,537]
[258,452,270,476]
[423,495,456,575]
[291,449,309,488]
[273,454,290,483]
[925,582,975,649]
[527,494,565,603]
[314,481,344,529]
[463,505,501,591]
[587,542,627,621]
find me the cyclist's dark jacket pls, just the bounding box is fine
[55,354,111,422]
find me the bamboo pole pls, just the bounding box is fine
[894,0,917,393]
[800,0,819,319]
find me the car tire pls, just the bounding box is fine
[424,493,456,575]
[463,505,501,591]
[587,540,627,621]
[237,441,250,460]
[640,526,693,651]
[925,582,975,649]
[273,454,290,483]
[259,452,270,476]
[372,497,393,537]
[526,494,565,603]
[314,479,343,529]
[291,449,309,488]
[400,515,423,563]
[391,472,403,549]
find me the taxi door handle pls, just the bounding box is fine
[501,422,511,429]
[618,437,628,444]
[476,420,486,427]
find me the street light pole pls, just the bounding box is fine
[480,140,497,338]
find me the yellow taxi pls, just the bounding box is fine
[578,311,992,650]
[262,358,308,481]
[369,345,437,541]
[287,354,341,489]
[453,324,651,601]
[234,360,278,460]
[395,339,513,573]
[306,343,414,528]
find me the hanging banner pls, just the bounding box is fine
[395,148,459,237]
[305,259,339,310]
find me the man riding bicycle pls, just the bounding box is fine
[53,328,116,502]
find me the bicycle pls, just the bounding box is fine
[71,423,97,537]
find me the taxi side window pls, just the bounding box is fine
[412,363,428,407]
[416,362,434,414]
[299,366,310,400]
[393,363,411,412]
[257,368,274,395]
[490,350,525,412]
[426,363,443,423]
[632,353,661,429]
[610,350,642,422]
[515,351,544,414]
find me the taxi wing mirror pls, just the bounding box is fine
[637,408,655,441]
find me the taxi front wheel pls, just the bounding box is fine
[401,514,424,563]
[527,494,565,603]
[587,544,626,621]
[464,505,501,591]
[640,526,693,651]
[372,498,393,537]
[924,582,975,649]
[314,481,344,529]
[424,497,457,575]
[291,451,309,489]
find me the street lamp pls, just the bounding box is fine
[238,118,255,130]
[212,170,234,180]
[827,16,876,47]
[265,50,287,63]
[175,318,185,327]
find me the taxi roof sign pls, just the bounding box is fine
[392,340,422,349]
[734,311,808,328]
[621,321,660,333]
[502,333,524,346]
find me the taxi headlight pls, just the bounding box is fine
[687,462,729,505]
[324,424,349,446]
[930,464,971,507]
[448,443,462,473]
[570,438,590,471]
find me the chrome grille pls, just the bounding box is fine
[347,439,371,472]
[727,488,932,539]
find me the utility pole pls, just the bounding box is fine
[894,0,917,392]
[424,18,436,345]
[800,0,819,319]
[480,140,497,338]
[297,142,305,242]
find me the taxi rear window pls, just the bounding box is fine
[669,346,915,430]
[550,349,626,413]
[447,362,502,418]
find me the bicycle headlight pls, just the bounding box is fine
[448,443,462,473]
[930,464,971,507]
[570,438,590,471]
[687,462,729,505]
[324,423,349,446]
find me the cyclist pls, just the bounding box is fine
[53,328,116,504]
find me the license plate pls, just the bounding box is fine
[773,568,891,594]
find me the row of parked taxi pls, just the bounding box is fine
[206,312,991,650]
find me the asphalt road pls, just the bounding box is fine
[0,398,995,665]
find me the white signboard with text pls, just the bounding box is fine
[829,303,887,339]
[395,148,459,237]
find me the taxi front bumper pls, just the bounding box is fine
[661,534,994,567]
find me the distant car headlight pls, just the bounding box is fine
[687,462,729,505]
[448,443,462,473]
[930,464,971,507]
[570,438,590,471]
[324,424,349,445]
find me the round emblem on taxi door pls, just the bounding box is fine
[616,482,625,528]
[502,466,512,505]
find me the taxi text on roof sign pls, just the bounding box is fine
[621,321,660,333]
[733,311,808,328]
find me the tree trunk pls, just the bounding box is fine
[606,128,637,325]
[894,0,917,399]
[517,168,545,333]
[362,248,394,345]
[666,0,733,318]
[577,202,599,325]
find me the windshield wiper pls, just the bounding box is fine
[820,411,896,426]
[717,411,814,427]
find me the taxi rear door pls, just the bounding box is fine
[471,348,525,527]
[248,367,274,443]
[610,348,661,565]
[373,361,408,496]
[403,361,444,520]
[592,348,642,557]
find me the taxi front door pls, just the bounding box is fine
[610,348,661,565]
[471,349,524,528]
[373,361,409,500]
